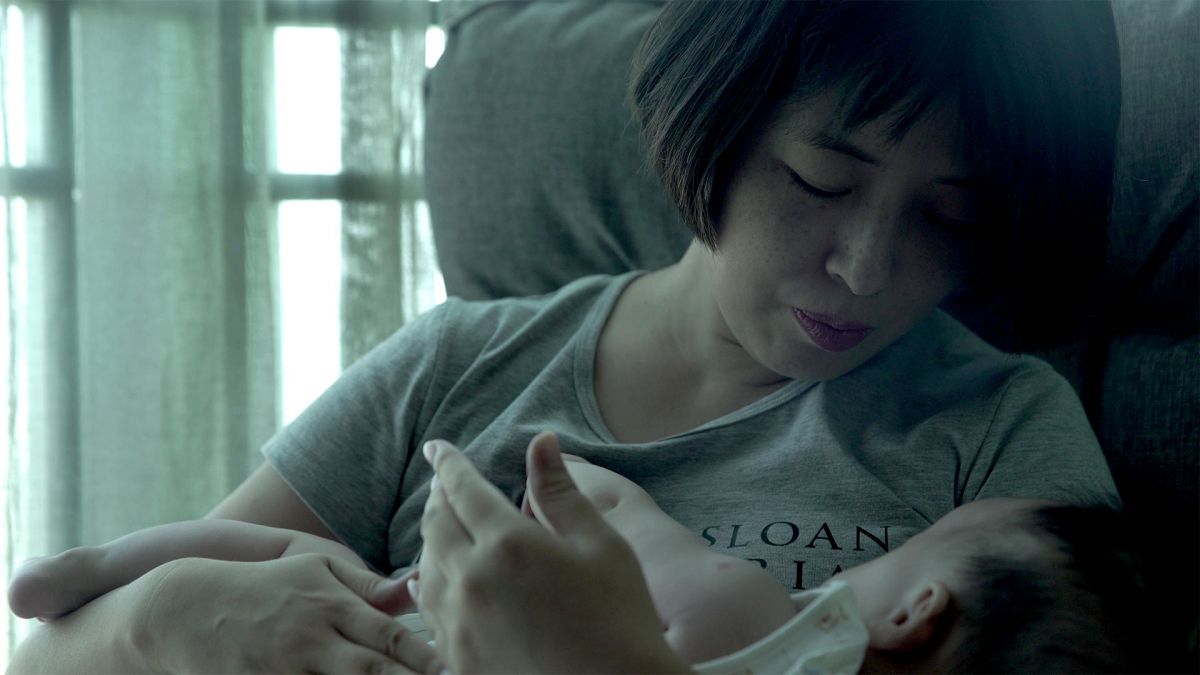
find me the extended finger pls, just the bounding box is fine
[420,478,474,573]
[416,543,448,652]
[526,432,620,550]
[425,440,520,538]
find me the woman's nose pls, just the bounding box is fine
[824,214,897,297]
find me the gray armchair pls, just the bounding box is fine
[424,1,1198,668]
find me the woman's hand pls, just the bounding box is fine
[416,432,690,674]
[142,553,439,674]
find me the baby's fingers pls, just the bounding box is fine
[421,478,475,574]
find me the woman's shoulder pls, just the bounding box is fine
[830,310,1114,505]
[388,272,636,386]
[446,273,629,318]
[907,309,1064,380]
[845,309,1077,416]
[435,272,633,343]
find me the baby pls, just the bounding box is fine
[9,444,1143,673]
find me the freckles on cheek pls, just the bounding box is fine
[911,235,970,293]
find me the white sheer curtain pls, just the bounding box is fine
[0,0,449,663]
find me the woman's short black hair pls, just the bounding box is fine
[629,0,1121,346]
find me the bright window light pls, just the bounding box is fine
[425,26,446,69]
[274,28,341,174]
[1,5,27,167]
[277,201,342,425]
[415,200,446,310]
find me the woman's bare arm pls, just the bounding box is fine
[207,461,342,536]
[8,462,430,674]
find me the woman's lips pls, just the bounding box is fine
[792,308,873,352]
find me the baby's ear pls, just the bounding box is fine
[872,581,952,653]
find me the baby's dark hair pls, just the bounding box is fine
[948,504,1151,673]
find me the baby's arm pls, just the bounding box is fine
[8,519,363,620]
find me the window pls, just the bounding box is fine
[0,1,458,663]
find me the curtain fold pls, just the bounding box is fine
[341,28,406,366]
[340,16,440,367]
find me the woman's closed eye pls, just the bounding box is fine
[923,210,978,237]
[787,168,852,199]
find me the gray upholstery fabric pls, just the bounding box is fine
[425,0,687,302]
[1108,0,1199,333]
[423,0,1198,666]
[1098,333,1199,666]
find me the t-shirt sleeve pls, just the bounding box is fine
[261,301,455,572]
[966,361,1119,507]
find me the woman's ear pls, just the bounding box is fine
[872,581,952,653]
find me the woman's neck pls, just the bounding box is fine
[648,241,791,393]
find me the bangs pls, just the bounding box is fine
[784,3,985,175]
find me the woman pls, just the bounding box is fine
[11,1,1120,672]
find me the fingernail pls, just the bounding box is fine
[422,440,437,464]
[429,474,439,492]
[407,578,421,604]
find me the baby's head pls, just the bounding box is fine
[834,498,1146,673]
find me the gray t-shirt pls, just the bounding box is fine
[264,272,1117,589]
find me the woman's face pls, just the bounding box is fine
[709,92,983,382]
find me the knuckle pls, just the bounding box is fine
[458,573,492,608]
[492,531,531,567]
[308,591,344,616]
[276,628,313,660]
[285,551,330,575]
[440,471,464,498]
[383,624,410,655]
